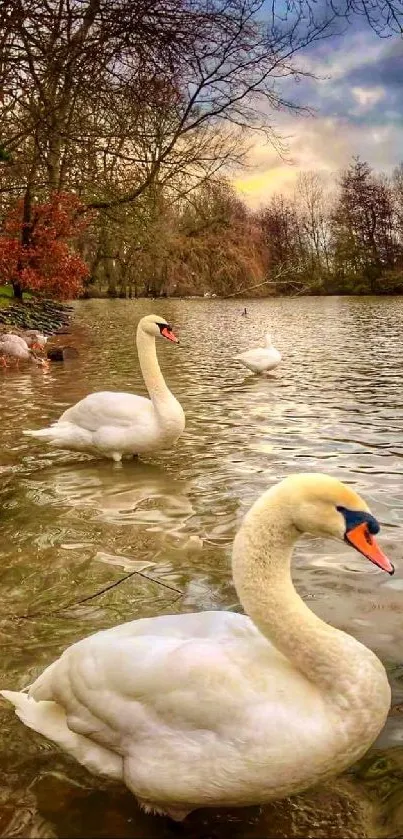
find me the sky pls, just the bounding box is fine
[234,13,403,208]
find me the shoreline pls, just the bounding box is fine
[0,296,74,334]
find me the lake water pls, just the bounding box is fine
[0,296,402,839]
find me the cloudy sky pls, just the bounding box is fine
[234,14,403,207]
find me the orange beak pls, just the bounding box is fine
[161,327,179,343]
[346,522,394,575]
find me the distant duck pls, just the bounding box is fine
[241,308,247,316]
[234,331,281,374]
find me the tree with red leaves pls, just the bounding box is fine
[0,193,90,300]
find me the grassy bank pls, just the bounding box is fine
[0,284,33,305]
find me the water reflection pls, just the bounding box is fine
[0,296,403,838]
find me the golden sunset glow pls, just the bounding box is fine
[234,165,298,207]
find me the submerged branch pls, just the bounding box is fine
[6,569,183,621]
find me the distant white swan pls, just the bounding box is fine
[1,473,393,821]
[23,314,185,462]
[234,331,281,374]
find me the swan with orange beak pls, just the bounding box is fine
[23,314,185,462]
[337,506,393,573]
[0,473,396,819]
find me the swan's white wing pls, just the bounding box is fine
[235,348,268,363]
[59,391,152,431]
[234,346,281,372]
[19,610,330,807]
[29,610,303,742]
[235,348,280,364]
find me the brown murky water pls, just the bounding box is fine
[0,296,402,839]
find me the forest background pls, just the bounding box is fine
[1,0,403,300]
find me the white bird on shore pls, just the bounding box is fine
[23,330,48,350]
[0,334,48,368]
[0,331,47,350]
[1,474,393,821]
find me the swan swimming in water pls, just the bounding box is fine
[234,331,281,374]
[23,314,185,462]
[1,473,393,821]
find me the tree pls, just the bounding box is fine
[258,195,309,292]
[295,172,332,282]
[0,0,373,215]
[175,179,267,296]
[0,192,90,298]
[83,178,267,298]
[332,0,403,35]
[0,0,337,294]
[1,0,402,298]
[392,163,403,240]
[331,158,399,292]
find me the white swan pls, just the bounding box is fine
[23,314,185,462]
[1,474,393,820]
[234,331,281,374]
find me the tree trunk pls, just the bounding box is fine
[12,280,23,300]
[13,182,33,300]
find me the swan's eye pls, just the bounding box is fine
[336,506,380,536]
[157,323,171,333]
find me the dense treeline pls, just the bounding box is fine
[84,158,403,298]
[0,0,402,299]
[256,159,403,297]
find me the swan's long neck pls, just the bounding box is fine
[136,326,180,420]
[232,489,389,705]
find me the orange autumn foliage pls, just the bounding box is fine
[0,193,91,299]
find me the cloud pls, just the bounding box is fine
[235,115,402,208]
[296,29,386,82]
[346,39,403,90]
[233,22,403,208]
[350,86,385,110]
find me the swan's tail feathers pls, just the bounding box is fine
[23,425,56,439]
[23,422,92,450]
[0,690,123,781]
[1,690,67,737]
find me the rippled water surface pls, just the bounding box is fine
[1,296,403,838]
